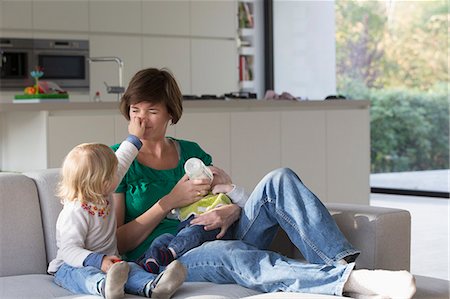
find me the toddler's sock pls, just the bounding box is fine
[104,261,129,299]
[343,269,416,299]
[143,247,175,273]
[143,258,160,274]
[144,260,187,299]
[153,247,175,267]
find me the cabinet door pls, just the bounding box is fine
[174,112,231,175]
[89,35,142,101]
[142,1,189,36]
[230,111,281,191]
[191,39,238,95]
[326,109,370,204]
[48,114,116,168]
[142,37,191,95]
[32,0,89,32]
[281,110,327,201]
[190,0,237,38]
[89,0,141,34]
[1,111,48,172]
[0,0,32,30]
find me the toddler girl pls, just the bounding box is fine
[48,117,186,299]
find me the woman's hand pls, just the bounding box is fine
[101,255,122,273]
[190,204,241,239]
[209,166,232,187]
[161,174,211,211]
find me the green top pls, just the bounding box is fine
[111,137,212,261]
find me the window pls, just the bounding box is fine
[335,0,449,280]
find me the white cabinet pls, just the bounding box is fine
[48,114,116,168]
[174,112,231,175]
[230,111,282,191]
[326,109,370,204]
[191,39,238,95]
[0,101,370,204]
[32,0,89,32]
[281,111,328,201]
[190,0,236,38]
[1,111,48,171]
[142,1,190,36]
[0,0,32,31]
[89,1,141,34]
[142,36,191,95]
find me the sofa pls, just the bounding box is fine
[0,169,447,299]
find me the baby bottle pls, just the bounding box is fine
[184,157,213,182]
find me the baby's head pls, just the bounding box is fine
[57,143,118,205]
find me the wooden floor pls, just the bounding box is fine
[371,194,449,280]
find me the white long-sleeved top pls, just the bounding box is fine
[48,140,138,274]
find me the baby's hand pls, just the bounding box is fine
[212,184,233,194]
[210,166,232,186]
[128,116,146,139]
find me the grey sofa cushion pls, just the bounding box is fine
[326,203,411,271]
[25,168,62,264]
[0,173,47,276]
[0,274,73,298]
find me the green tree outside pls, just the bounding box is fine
[335,0,449,173]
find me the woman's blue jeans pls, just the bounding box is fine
[54,262,156,296]
[177,168,360,296]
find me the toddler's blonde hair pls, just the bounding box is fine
[57,143,118,205]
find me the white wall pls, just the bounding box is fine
[273,0,336,100]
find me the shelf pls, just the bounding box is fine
[239,81,255,89]
[238,1,254,30]
[237,0,256,94]
[238,28,254,37]
[238,47,255,55]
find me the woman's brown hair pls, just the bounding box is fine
[119,68,183,124]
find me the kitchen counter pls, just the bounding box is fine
[1,98,370,205]
[0,99,370,112]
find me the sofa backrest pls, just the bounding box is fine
[0,173,48,276]
[25,169,63,264]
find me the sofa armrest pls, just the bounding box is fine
[269,203,411,271]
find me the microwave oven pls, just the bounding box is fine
[0,38,89,90]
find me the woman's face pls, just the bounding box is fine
[129,101,171,141]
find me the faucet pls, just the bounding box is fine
[87,56,125,101]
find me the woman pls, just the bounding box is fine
[112,68,416,298]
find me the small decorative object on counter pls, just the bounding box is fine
[30,66,44,95]
[93,91,101,102]
[14,66,69,103]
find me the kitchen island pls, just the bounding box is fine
[0,99,370,205]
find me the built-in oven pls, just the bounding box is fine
[0,38,89,90]
[33,39,89,89]
[0,38,34,89]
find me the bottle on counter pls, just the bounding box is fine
[93,91,101,102]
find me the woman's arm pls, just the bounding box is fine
[113,192,174,254]
[113,174,211,254]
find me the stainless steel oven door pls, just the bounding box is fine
[33,39,89,89]
[34,50,89,89]
[0,38,34,89]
